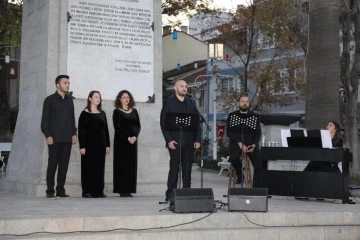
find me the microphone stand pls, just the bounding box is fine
[188,95,211,188]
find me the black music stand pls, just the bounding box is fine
[165,112,199,188]
[228,114,259,188]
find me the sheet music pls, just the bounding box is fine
[280,129,333,148]
[229,115,258,129]
[280,129,291,147]
[320,130,333,148]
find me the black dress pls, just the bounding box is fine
[78,111,110,197]
[112,108,141,194]
[304,138,343,172]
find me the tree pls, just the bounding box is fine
[203,0,306,112]
[339,0,360,181]
[0,0,22,141]
[306,0,360,181]
[305,0,341,129]
[162,0,213,16]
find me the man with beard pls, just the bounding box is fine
[160,79,201,202]
[41,75,77,199]
[226,94,261,186]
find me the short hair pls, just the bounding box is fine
[114,90,135,108]
[55,75,69,85]
[237,93,249,102]
[174,79,187,86]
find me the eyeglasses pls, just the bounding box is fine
[121,96,130,100]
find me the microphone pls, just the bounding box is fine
[185,93,193,97]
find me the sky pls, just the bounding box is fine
[211,0,249,10]
[162,0,250,27]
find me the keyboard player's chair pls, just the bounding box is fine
[228,163,237,188]
[228,154,253,188]
[242,154,253,188]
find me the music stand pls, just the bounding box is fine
[164,112,199,188]
[228,114,259,188]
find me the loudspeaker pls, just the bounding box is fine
[170,188,214,213]
[228,188,268,212]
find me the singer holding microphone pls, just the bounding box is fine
[160,79,201,202]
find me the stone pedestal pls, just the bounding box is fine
[0,0,168,197]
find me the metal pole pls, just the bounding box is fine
[212,75,217,160]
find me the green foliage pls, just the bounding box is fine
[217,140,229,159]
[196,157,220,171]
[0,0,22,52]
[162,0,212,16]
[214,0,307,112]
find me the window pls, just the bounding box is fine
[257,32,275,49]
[218,76,233,98]
[278,68,296,94]
[209,43,224,59]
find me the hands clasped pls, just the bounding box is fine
[128,136,137,144]
[238,143,255,153]
[167,141,201,149]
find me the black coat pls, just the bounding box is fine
[226,110,261,159]
[160,96,201,146]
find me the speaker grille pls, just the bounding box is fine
[228,187,268,196]
[170,188,214,213]
[228,187,268,212]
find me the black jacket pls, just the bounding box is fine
[160,96,201,146]
[226,110,261,158]
[41,91,77,142]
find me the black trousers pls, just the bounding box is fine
[46,142,72,195]
[230,150,261,187]
[165,143,194,199]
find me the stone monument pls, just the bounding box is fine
[0,0,168,197]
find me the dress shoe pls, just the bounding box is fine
[46,194,56,199]
[99,194,107,198]
[56,193,70,198]
[295,196,309,200]
[82,194,92,198]
[120,193,133,197]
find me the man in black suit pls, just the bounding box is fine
[41,75,77,199]
[160,80,201,201]
[226,94,261,186]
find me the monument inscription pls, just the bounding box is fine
[67,0,154,101]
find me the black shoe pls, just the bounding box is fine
[82,194,92,198]
[120,193,133,197]
[46,194,56,199]
[91,194,107,198]
[295,197,309,200]
[56,193,70,198]
[316,198,324,201]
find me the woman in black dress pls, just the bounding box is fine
[304,120,343,172]
[78,91,110,198]
[113,90,141,197]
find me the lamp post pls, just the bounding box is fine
[213,77,217,160]
[194,73,219,160]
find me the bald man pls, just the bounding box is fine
[160,80,201,202]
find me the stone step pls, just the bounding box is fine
[2,210,360,239]
[5,225,360,240]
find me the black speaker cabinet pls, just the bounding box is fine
[228,188,268,212]
[170,188,214,213]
